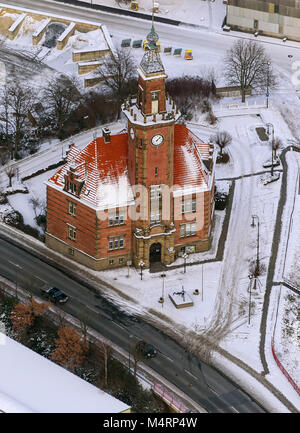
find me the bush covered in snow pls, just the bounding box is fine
[2,209,24,228]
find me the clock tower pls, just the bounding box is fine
[122,24,181,268]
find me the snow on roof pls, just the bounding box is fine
[173,124,211,192]
[0,333,130,413]
[48,132,135,210]
[48,125,212,208]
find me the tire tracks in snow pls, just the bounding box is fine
[203,125,255,342]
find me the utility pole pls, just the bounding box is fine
[248,275,253,325]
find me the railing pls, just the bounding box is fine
[271,338,300,396]
[152,383,189,413]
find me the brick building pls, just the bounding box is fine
[45,25,216,270]
[226,0,300,42]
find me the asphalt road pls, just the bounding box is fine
[0,234,265,413]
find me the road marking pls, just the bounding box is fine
[160,353,174,362]
[184,368,199,380]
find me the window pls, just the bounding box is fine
[274,4,279,13]
[68,201,76,216]
[180,223,196,237]
[155,167,158,177]
[151,91,159,100]
[68,225,76,241]
[254,19,258,30]
[68,181,76,195]
[119,257,124,264]
[69,248,74,256]
[150,185,162,223]
[109,259,114,265]
[182,196,196,214]
[108,210,125,226]
[108,236,125,250]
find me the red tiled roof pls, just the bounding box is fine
[173,124,210,190]
[47,124,212,209]
[47,132,134,209]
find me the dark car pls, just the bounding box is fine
[41,287,69,304]
[136,340,157,358]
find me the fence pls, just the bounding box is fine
[152,383,188,413]
[271,338,300,396]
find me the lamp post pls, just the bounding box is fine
[251,215,260,290]
[139,260,145,281]
[266,122,274,177]
[182,252,188,273]
[159,273,166,304]
[248,275,253,325]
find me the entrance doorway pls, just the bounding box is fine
[149,243,162,264]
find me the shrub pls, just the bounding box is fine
[215,191,228,210]
[21,224,41,240]
[2,209,24,228]
[0,194,8,204]
[35,214,46,227]
[216,152,230,164]
[206,112,218,125]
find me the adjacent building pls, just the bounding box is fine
[0,333,130,413]
[226,0,300,41]
[45,25,216,270]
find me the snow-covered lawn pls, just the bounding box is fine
[274,286,300,386]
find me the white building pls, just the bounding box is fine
[0,333,130,413]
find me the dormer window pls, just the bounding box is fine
[68,181,77,195]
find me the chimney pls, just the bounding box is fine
[102,127,111,144]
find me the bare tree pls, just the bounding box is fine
[5,165,16,187]
[0,80,36,158]
[224,39,276,102]
[43,75,81,139]
[210,131,232,156]
[99,339,111,388]
[29,195,42,218]
[95,48,137,119]
[271,137,283,159]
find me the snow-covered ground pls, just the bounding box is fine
[86,0,226,30]
[0,0,299,412]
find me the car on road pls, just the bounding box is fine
[136,340,157,358]
[41,287,69,304]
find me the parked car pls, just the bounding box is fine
[136,340,157,358]
[41,287,69,304]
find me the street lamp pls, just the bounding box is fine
[251,215,260,289]
[248,275,253,325]
[182,252,188,273]
[266,123,274,177]
[139,260,145,281]
[159,273,166,304]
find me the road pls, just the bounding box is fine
[3,0,300,81]
[0,233,265,413]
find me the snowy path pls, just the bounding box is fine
[204,128,255,341]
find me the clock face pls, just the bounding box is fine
[130,127,135,140]
[151,134,164,147]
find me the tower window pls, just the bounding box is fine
[151,91,159,100]
[155,167,158,177]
